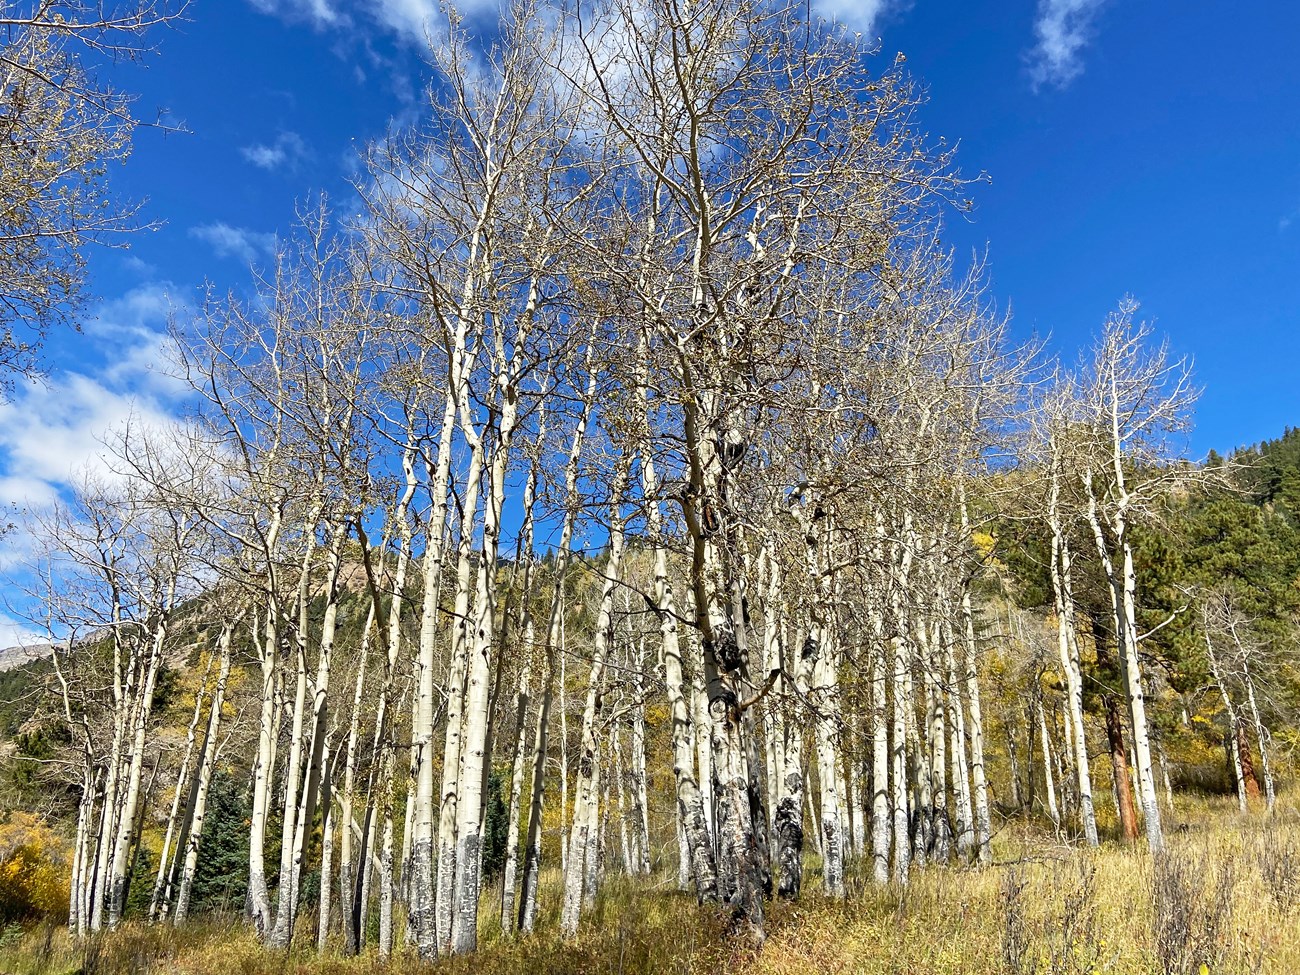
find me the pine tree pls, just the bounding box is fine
[189,771,251,915]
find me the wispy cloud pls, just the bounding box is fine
[0,615,47,653]
[122,254,156,276]
[1028,0,1108,90]
[247,0,499,44]
[240,131,311,171]
[812,0,902,38]
[246,0,344,30]
[0,283,189,517]
[189,223,278,263]
[0,283,194,644]
[87,286,188,396]
[370,0,438,40]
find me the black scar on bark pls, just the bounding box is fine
[718,434,746,471]
[713,629,744,675]
[773,763,805,899]
[774,793,804,899]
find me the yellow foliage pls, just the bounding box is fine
[0,812,70,923]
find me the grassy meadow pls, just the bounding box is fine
[3,797,1295,975]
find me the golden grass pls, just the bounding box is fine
[3,798,1295,975]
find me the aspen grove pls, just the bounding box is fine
[7,0,1294,964]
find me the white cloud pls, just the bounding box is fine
[248,0,500,44]
[88,286,188,396]
[813,0,898,37]
[1028,0,1108,90]
[0,283,190,517]
[0,282,198,645]
[0,375,180,508]
[0,476,58,511]
[240,131,310,171]
[371,0,438,40]
[246,0,343,29]
[189,223,278,263]
[122,254,156,276]
[0,614,47,654]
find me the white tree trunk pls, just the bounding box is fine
[641,428,717,901]
[107,588,171,928]
[1049,513,1098,845]
[774,629,814,898]
[924,616,950,864]
[1205,634,1248,812]
[434,448,483,953]
[943,617,974,861]
[449,287,533,948]
[958,586,992,864]
[869,594,891,885]
[629,637,652,876]
[247,599,282,937]
[316,744,334,953]
[150,654,212,921]
[1084,469,1163,852]
[519,364,597,930]
[889,562,911,883]
[270,518,347,947]
[1038,702,1061,828]
[267,522,319,945]
[813,637,844,896]
[1241,668,1276,812]
[499,431,543,936]
[173,620,233,925]
[499,645,532,933]
[560,454,630,936]
[338,600,375,953]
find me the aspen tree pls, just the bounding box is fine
[358,446,420,951]
[560,449,632,935]
[175,206,361,939]
[1199,589,1277,812]
[172,619,235,924]
[1038,388,1100,845]
[149,655,213,921]
[565,0,966,934]
[499,411,545,935]
[1077,300,1197,853]
[0,0,186,384]
[336,594,379,953]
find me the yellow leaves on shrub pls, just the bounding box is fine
[0,811,70,923]
[970,529,997,559]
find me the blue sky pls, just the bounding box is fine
[1,0,1299,640]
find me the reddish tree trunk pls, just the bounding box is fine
[1236,722,1261,801]
[1105,696,1139,842]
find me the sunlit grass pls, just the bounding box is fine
[2,797,1294,975]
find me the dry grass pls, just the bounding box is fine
[3,798,1294,975]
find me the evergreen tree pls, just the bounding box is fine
[189,771,251,915]
[481,771,510,884]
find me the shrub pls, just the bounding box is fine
[0,812,69,924]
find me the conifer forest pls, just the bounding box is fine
[1,2,1298,973]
